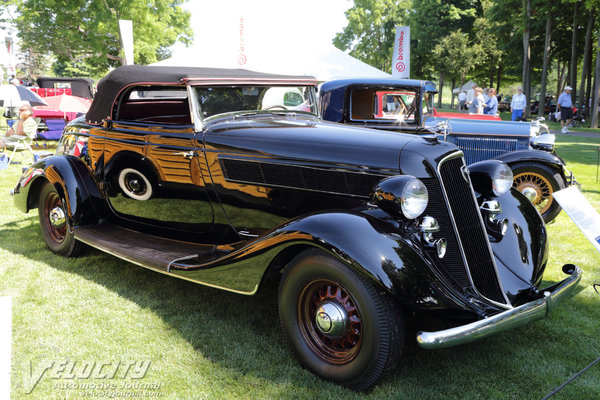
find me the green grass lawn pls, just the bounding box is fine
[1,137,600,399]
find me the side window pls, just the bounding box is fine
[116,86,192,125]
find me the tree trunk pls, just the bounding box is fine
[438,74,444,109]
[451,79,456,109]
[557,62,566,95]
[522,0,532,118]
[578,11,593,113]
[586,48,593,116]
[569,1,579,101]
[538,13,552,118]
[591,31,600,128]
[496,62,502,94]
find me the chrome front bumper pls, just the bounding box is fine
[416,264,582,349]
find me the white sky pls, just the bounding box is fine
[180,0,352,54]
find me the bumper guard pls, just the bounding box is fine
[416,264,581,349]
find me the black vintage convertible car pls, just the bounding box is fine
[12,66,581,390]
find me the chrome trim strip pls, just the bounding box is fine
[416,265,581,349]
[435,152,511,308]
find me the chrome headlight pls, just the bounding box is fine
[373,176,429,219]
[469,160,514,197]
[492,162,513,196]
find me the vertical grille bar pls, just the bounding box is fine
[437,156,507,304]
[453,137,518,164]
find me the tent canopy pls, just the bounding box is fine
[151,43,390,82]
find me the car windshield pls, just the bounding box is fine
[194,85,318,120]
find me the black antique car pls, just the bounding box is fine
[319,79,577,223]
[12,66,581,390]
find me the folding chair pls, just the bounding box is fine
[4,134,37,164]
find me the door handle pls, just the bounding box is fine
[174,151,195,159]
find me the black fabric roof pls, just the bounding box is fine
[85,65,317,125]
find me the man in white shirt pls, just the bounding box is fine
[557,86,573,134]
[457,91,467,110]
[510,86,526,121]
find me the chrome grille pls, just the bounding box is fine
[423,154,507,305]
[439,157,506,303]
[453,137,518,164]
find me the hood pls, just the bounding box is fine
[204,113,458,177]
[427,116,533,138]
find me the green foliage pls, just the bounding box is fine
[333,0,412,72]
[431,30,482,87]
[409,0,482,79]
[14,0,193,75]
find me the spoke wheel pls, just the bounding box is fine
[38,182,83,257]
[298,279,363,365]
[511,162,566,223]
[279,249,403,391]
[513,171,553,214]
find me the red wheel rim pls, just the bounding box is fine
[43,191,67,243]
[297,279,363,364]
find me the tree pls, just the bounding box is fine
[538,10,552,118]
[14,0,192,75]
[409,0,482,79]
[431,30,482,108]
[333,0,411,72]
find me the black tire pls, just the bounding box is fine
[38,182,83,257]
[278,249,403,391]
[511,162,566,223]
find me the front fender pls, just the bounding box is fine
[12,155,107,227]
[495,149,566,172]
[172,211,474,312]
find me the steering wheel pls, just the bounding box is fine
[264,105,288,110]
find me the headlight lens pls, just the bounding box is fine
[492,163,513,196]
[401,178,429,219]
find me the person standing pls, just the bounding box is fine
[457,91,467,110]
[484,88,498,115]
[510,86,526,121]
[557,86,573,134]
[469,87,485,114]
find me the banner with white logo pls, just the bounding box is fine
[119,19,134,65]
[392,26,410,78]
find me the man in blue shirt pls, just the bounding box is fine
[484,88,498,115]
[557,86,573,134]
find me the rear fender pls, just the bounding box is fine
[12,155,107,227]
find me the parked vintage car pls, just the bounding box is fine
[319,78,577,223]
[12,66,581,390]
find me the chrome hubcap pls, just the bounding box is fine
[521,186,538,202]
[315,301,348,338]
[49,207,66,228]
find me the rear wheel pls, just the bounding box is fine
[38,182,83,257]
[511,162,566,223]
[278,249,403,391]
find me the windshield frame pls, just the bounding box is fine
[188,84,319,129]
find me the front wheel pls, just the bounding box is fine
[511,162,566,223]
[38,182,83,257]
[278,249,403,391]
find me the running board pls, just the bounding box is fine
[74,223,221,272]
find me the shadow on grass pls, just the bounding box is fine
[0,219,597,398]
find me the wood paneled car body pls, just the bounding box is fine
[12,66,581,390]
[319,79,577,223]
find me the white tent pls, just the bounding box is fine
[453,80,478,94]
[151,43,390,81]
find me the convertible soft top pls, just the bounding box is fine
[86,65,318,124]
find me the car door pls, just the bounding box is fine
[102,85,214,236]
